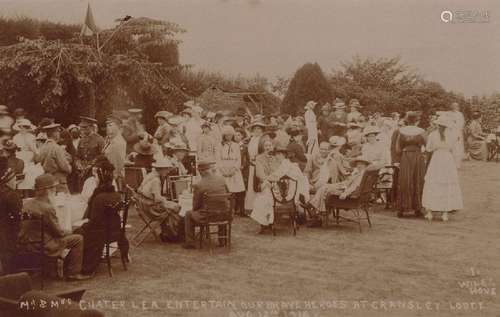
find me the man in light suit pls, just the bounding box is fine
[103,115,127,190]
[183,161,229,249]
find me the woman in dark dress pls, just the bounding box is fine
[286,126,307,171]
[76,156,129,275]
[394,112,427,217]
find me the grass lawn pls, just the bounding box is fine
[46,160,500,317]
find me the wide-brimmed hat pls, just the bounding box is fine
[41,123,61,131]
[248,120,267,130]
[67,124,80,132]
[154,111,172,121]
[351,156,371,166]
[167,116,184,126]
[79,116,98,127]
[329,136,346,147]
[152,158,173,169]
[0,105,9,115]
[13,119,36,131]
[128,108,142,115]
[34,174,59,191]
[304,100,317,110]
[363,125,381,136]
[197,160,215,171]
[133,141,155,155]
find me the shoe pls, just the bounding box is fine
[66,273,93,281]
[181,243,196,249]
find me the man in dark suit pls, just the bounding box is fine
[183,161,229,249]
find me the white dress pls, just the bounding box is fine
[218,142,245,193]
[305,109,318,156]
[422,129,463,212]
[250,159,309,226]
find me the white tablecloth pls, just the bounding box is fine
[53,194,87,232]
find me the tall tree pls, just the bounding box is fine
[282,62,332,115]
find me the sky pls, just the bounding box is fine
[1,0,499,97]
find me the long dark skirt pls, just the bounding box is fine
[397,150,426,212]
[75,228,129,275]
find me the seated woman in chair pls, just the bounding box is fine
[74,156,129,276]
[250,145,309,233]
[307,156,371,225]
[138,158,182,242]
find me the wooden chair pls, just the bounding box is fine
[166,175,193,202]
[103,192,131,277]
[270,175,299,236]
[197,193,234,253]
[325,170,379,232]
[127,185,169,246]
[375,165,398,209]
[14,213,64,289]
[124,167,146,191]
[487,134,500,162]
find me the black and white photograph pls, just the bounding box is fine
[0,0,499,316]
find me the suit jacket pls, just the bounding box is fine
[36,139,72,184]
[18,197,66,257]
[191,174,229,222]
[104,134,127,179]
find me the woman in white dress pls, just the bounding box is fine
[217,125,246,213]
[250,145,309,233]
[422,116,463,221]
[244,120,266,211]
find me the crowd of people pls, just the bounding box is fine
[0,98,494,279]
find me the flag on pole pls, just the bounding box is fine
[80,3,100,37]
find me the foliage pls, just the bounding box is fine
[0,16,189,132]
[0,16,80,46]
[329,56,465,127]
[282,63,332,115]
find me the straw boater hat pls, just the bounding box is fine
[13,118,36,132]
[348,122,363,129]
[154,111,172,121]
[351,155,371,166]
[41,122,61,131]
[304,100,317,110]
[152,158,173,169]
[128,108,142,115]
[329,136,346,147]
[34,174,59,191]
[363,125,381,136]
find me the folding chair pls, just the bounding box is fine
[270,175,299,236]
[197,193,234,253]
[325,169,379,232]
[104,193,131,277]
[128,186,169,246]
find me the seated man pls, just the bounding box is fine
[18,174,91,280]
[138,159,182,242]
[304,141,331,191]
[307,156,371,225]
[183,161,229,249]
